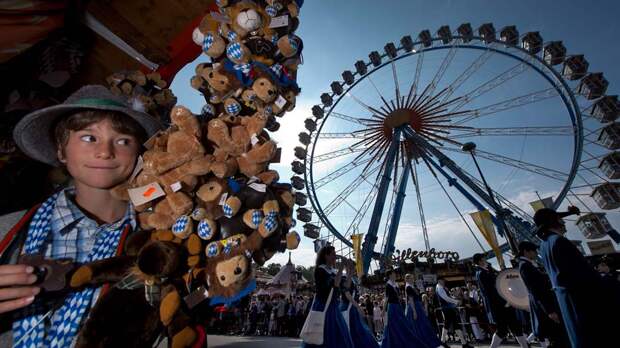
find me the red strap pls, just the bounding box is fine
[0,204,41,256]
[100,224,132,296]
[192,324,206,348]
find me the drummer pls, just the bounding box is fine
[472,253,529,348]
[517,241,569,348]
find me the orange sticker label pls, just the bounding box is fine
[143,187,156,197]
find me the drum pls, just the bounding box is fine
[495,268,530,311]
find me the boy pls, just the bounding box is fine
[0,85,161,347]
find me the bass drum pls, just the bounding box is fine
[495,268,530,311]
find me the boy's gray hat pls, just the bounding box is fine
[13,85,163,166]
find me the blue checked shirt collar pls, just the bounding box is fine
[50,187,136,236]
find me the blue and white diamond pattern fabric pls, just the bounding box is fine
[222,204,234,218]
[226,30,238,42]
[252,210,263,227]
[270,34,279,45]
[14,190,127,348]
[227,42,243,61]
[263,105,273,117]
[172,215,190,237]
[207,242,219,257]
[202,103,215,116]
[197,219,214,240]
[270,63,283,77]
[203,33,214,52]
[223,241,232,254]
[288,36,299,53]
[266,5,278,17]
[233,63,252,75]
[264,214,278,233]
[225,102,241,115]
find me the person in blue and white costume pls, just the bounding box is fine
[340,264,379,348]
[301,245,353,348]
[381,270,428,348]
[435,278,473,348]
[404,274,442,348]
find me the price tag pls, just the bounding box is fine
[170,181,182,192]
[249,182,267,192]
[251,134,260,146]
[275,95,287,109]
[218,192,228,206]
[128,182,165,206]
[269,15,289,28]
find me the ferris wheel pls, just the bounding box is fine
[291,23,620,273]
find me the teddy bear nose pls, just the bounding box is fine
[268,90,274,95]
[234,267,242,275]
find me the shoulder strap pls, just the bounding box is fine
[0,204,41,263]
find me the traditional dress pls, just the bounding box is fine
[435,282,469,346]
[381,280,428,348]
[539,232,620,348]
[405,283,442,348]
[518,256,569,347]
[340,280,379,348]
[301,265,353,348]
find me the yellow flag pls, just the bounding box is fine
[529,197,553,212]
[470,210,505,269]
[351,234,363,277]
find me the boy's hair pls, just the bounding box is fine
[53,109,147,154]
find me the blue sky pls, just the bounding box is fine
[171,0,620,267]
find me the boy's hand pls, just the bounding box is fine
[0,264,40,314]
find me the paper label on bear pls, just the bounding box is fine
[170,181,182,193]
[218,192,228,206]
[210,11,231,23]
[128,156,144,183]
[251,133,260,146]
[128,182,165,206]
[269,15,289,28]
[249,182,267,193]
[275,95,287,109]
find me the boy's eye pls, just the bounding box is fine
[116,138,132,146]
[80,135,96,142]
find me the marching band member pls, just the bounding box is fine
[301,245,353,348]
[340,264,379,348]
[472,254,529,348]
[435,278,472,348]
[517,241,569,348]
[381,270,427,348]
[404,274,442,348]
[534,207,620,348]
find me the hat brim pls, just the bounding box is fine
[13,102,162,167]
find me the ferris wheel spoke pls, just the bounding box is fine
[441,146,568,181]
[423,45,458,99]
[449,87,560,126]
[344,188,380,239]
[448,126,575,138]
[330,111,370,126]
[409,160,431,251]
[448,58,533,112]
[405,50,425,108]
[317,131,370,139]
[440,48,495,103]
[390,60,401,108]
[367,76,393,110]
[313,141,371,163]
[314,157,373,189]
[322,164,382,216]
[346,91,389,117]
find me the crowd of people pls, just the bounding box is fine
[194,206,620,348]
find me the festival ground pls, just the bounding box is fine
[208,335,540,347]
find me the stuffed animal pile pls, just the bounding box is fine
[64,1,304,347]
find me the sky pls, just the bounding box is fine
[171,0,620,268]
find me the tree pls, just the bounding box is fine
[265,263,282,276]
[296,265,315,283]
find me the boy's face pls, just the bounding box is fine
[59,118,139,190]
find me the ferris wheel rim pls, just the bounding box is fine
[302,29,585,257]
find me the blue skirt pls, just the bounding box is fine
[340,302,379,348]
[406,301,442,348]
[301,295,353,348]
[381,303,429,348]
